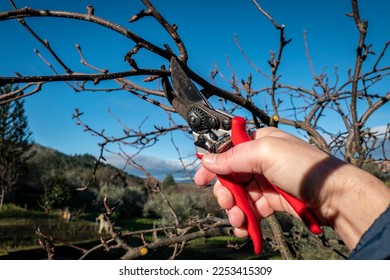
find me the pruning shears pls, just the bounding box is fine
[162,57,322,255]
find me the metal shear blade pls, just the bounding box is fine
[164,57,234,154]
[170,58,210,105]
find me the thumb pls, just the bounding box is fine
[201,141,263,175]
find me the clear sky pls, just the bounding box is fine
[1,0,389,178]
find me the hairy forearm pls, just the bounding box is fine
[324,163,390,250]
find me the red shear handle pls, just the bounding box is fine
[271,185,322,234]
[231,116,322,236]
[217,174,262,255]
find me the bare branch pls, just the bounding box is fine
[348,0,369,166]
[139,0,188,62]
[0,7,172,59]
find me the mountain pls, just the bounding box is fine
[12,144,146,210]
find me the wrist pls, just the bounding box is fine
[322,163,390,250]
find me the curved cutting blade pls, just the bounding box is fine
[170,57,210,106]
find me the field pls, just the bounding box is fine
[0,204,271,260]
[0,203,350,260]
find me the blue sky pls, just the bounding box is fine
[1,0,389,178]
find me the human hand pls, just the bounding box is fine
[194,127,342,238]
[194,126,390,250]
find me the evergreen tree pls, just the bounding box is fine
[162,173,177,191]
[0,85,33,210]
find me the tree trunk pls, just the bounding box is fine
[0,186,5,211]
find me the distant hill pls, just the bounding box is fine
[27,144,145,186]
[12,144,146,210]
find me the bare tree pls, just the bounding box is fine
[0,0,388,259]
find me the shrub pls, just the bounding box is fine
[93,183,148,216]
[143,184,224,225]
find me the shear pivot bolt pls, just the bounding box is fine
[189,116,196,124]
[205,117,217,128]
[221,119,231,130]
[187,108,204,130]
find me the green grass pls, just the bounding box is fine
[0,204,98,255]
[116,216,155,230]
